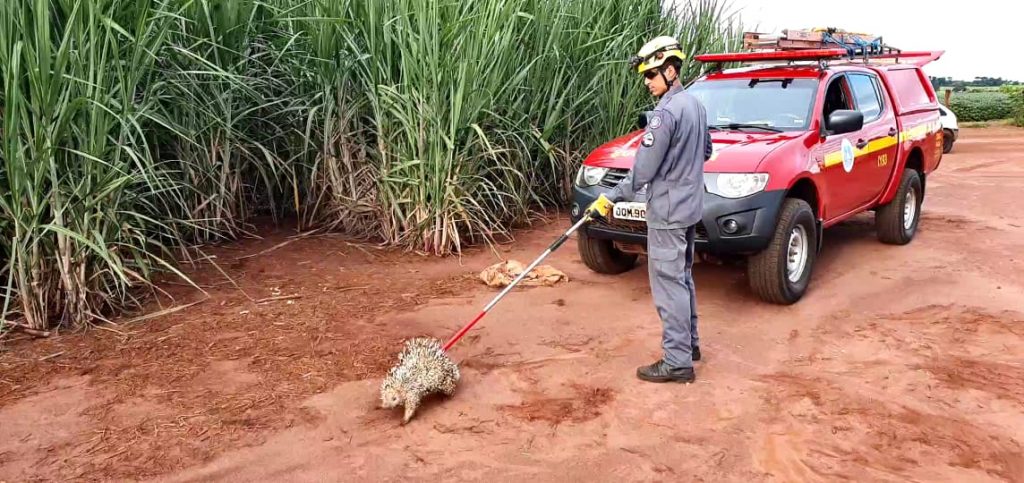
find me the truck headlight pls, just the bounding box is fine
[705,173,770,199]
[576,166,609,187]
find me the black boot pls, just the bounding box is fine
[636,360,695,383]
[692,346,701,362]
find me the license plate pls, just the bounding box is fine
[613,202,646,221]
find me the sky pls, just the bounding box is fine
[685,0,1021,81]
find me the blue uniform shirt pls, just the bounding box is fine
[610,84,712,229]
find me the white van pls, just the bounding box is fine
[939,104,959,153]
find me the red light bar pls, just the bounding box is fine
[695,49,848,63]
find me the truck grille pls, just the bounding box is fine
[599,168,629,188]
[695,223,708,240]
[600,217,646,234]
[594,167,707,242]
[594,218,709,241]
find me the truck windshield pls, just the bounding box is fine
[687,78,819,131]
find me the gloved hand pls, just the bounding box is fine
[585,194,614,220]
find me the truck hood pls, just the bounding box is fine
[582,129,804,172]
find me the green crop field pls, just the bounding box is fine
[946,91,1016,122]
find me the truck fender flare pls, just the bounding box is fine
[816,218,824,253]
[878,146,922,205]
[785,176,824,218]
[783,176,824,252]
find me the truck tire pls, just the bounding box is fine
[577,229,637,274]
[942,129,954,153]
[876,168,922,245]
[747,198,817,305]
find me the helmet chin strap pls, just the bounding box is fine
[659,67,676,94]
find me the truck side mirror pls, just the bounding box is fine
[827,110,864,135]
[637,111,652,130]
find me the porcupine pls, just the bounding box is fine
[380,337,460,423]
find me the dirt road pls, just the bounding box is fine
[2,127,1024,482]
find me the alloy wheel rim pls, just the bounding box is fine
[786,225,809,283]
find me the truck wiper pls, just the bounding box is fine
[712,123,783,133]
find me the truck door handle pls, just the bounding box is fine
[856,139,868,149]
[888,127,898,137]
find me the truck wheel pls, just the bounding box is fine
[876,168,922,245]
[747,198,817,305]
[942,129,954,153]
[577,229,637,274]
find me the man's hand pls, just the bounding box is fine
[585,194,614,220]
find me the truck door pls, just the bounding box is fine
[816,73,864,218]
[846,72,899,207]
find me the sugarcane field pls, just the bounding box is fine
[2,0,1024,481]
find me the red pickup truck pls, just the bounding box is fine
[570,49,945,304]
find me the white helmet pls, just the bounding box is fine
[630,36,686,74]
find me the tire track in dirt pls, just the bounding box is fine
[757,304,1024,481]
[917,357,1024,406]
[758,372,1024,482]
[500,384,615,426]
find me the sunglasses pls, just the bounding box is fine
[643,70,659,80]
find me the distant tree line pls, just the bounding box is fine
[931,76,1023,91]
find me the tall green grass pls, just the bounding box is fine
[1,0,188,330]
[1,0,740,332]
[291,0,742,253]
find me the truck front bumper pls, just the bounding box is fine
[571,184,786,255]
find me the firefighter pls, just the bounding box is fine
[586,36,712,383]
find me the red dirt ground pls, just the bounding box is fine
[2,127,1024,482]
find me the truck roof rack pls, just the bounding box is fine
[695,28,943,70]
[695,50,944,68]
